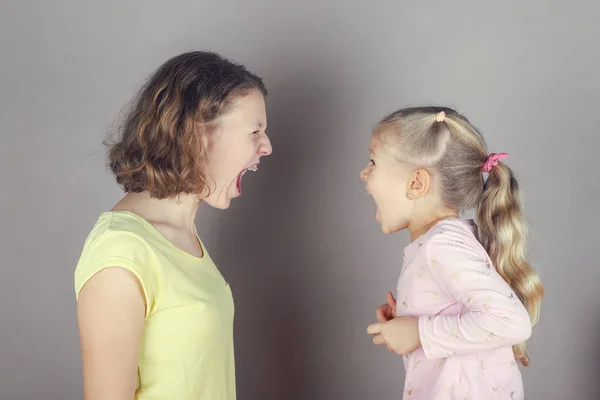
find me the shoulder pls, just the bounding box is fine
[75,212,161,303]
[422,219,487,263]
[79,212,157,258]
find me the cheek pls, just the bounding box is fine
[207,143,248,171]
[372,175,397,203]
[205,140,227,169]
[232,139,256,160]
[366,168,382,189]
[380,185,409,219]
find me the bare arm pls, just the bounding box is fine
[77,267,146,400]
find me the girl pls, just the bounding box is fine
[363,107,543,399]
[75,51,272,399]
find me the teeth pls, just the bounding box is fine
[247,165,258,172]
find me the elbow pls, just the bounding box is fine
[521,315,533,341]
[513,320,532,344]
[507,312,532,344]
[488,307,532,345]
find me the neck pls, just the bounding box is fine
[113,191,201,232]
[408,209,459,242]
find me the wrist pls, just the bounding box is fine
[417,315,436,358]
[414,317,422,348]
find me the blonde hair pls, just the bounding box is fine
[377,106,544,366]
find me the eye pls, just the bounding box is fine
[251,130,260,135]
[369,158,375,166]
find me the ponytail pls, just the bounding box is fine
[476,163,544,366]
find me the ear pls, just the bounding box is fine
[201,120,219,150]
[408,168,431,199]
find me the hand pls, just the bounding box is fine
[367,316,421,356]
[376,291,397,323]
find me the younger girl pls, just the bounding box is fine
[363,107,544,399]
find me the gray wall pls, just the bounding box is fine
[1,1,598,399]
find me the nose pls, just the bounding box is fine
[359,165,369,181]
[259,134,273,157]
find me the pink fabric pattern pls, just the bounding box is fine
[395,219,531,399]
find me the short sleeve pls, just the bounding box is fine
[74,231,160,318]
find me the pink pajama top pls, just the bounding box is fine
[396,219,532,399]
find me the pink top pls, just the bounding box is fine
[396,219,532,400]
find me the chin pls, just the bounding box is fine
[204,197,232,210]
[380,221,405,235]
[381,225,394,234]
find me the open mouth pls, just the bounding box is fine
[236,164,259,194]
[366,187,381,221]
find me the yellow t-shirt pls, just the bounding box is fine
[74,211,236,400]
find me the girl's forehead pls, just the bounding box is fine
[369,133,383,150]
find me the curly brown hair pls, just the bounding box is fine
[105,51,267,199]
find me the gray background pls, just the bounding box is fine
[1,1,598,399]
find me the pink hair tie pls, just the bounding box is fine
[482,153,508,172]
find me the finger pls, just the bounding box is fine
[373,334,386,345]
[376,306,387,323]
[367,323,383,335]
[387,291,397,307]
[384,308,394,321]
